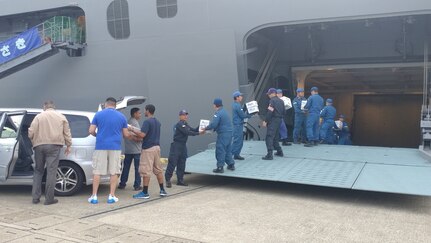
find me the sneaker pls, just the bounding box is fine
[160,189,168,197]
[88,195,98,204]
[233,155,245,160]
[118,184,126,189]
[133,191,150,199]
[107,194,119,204]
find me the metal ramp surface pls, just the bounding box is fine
[185,141,431,196]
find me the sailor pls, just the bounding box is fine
[165,110,201,188]
[231,91,252,160]
[319,98,337,144]
[292,88,307,144]
[201,98,235,173]
[276,89,292,146]
[304,87,324,147]
[262,88,285,160]
[334,114,352,145]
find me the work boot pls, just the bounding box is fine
[314,140,319,146]
[213,167,224,173]
[166,180,172,188]
[262,150,273,160]
[176,180,188,186]
[274,150,284,157]
[227,164,236,171]
[233,155,245,160]
[304,141,314,147]
[282,139,292,146]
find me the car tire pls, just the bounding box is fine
[55,161,84,196]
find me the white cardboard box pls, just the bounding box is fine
[280,96,292,110]
[335,120,343,129]
[246,101,259,114]
[301,100,307,110]
[199,119,211,133]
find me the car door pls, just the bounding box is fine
[97,96,147,111]
[0,111,26,181]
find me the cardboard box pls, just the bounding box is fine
[335,120,343,129]
[246,101,259,114]
[199,119,211,133]
[301,100,307,110]
[280,96,292,110]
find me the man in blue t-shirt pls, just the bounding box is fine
[128,104,168,199]
[88,97,136,204]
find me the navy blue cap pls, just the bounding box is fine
[339,114,345,118]
[296,88,304,92]
[232,91,243,98]
[267,88,277,94]
[276,89,283,94]
[326,98,333,103]
[179,109,188,115]
[311,87,318,92]
[213,98,223,106]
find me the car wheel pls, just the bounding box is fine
[55,161,84,196]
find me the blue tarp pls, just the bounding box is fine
[0,27,42,65]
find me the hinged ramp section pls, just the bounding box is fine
[186,142,431,196]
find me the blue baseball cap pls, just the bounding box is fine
[339,114,345,118]
[213,98,223,106]
[311,87,318,92]
[267,88,277,94]
[296,88,304,92]
[179,109,188,115]
[276,89,283,94]
[232,91,243,98]
[326,98,333,104]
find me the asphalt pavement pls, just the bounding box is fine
[0,171,430,242]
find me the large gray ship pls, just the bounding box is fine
[1,0,431,156]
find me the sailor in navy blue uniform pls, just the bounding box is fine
[304,87,324,147]
[262,88,285,160]
[165,110,201,188]
[292,88,307,143]
[319,98,337,144]
[334,114,352,145]
[231,91,252,160]
[202,98,235,173]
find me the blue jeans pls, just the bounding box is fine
[119,153,141,188]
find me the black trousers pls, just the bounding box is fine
[265,117,282,151]
[165,142,187,181]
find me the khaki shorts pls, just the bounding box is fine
[139,146,162,177]
[92,150,122,175]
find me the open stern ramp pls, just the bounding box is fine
[186,141,431,196]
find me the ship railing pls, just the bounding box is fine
[36,16,85,46]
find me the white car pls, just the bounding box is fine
[0,96,146,196]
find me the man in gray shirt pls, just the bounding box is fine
[118,108,143,190]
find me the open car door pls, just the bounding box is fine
[0,110,27,181]
[98,96,147,111]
